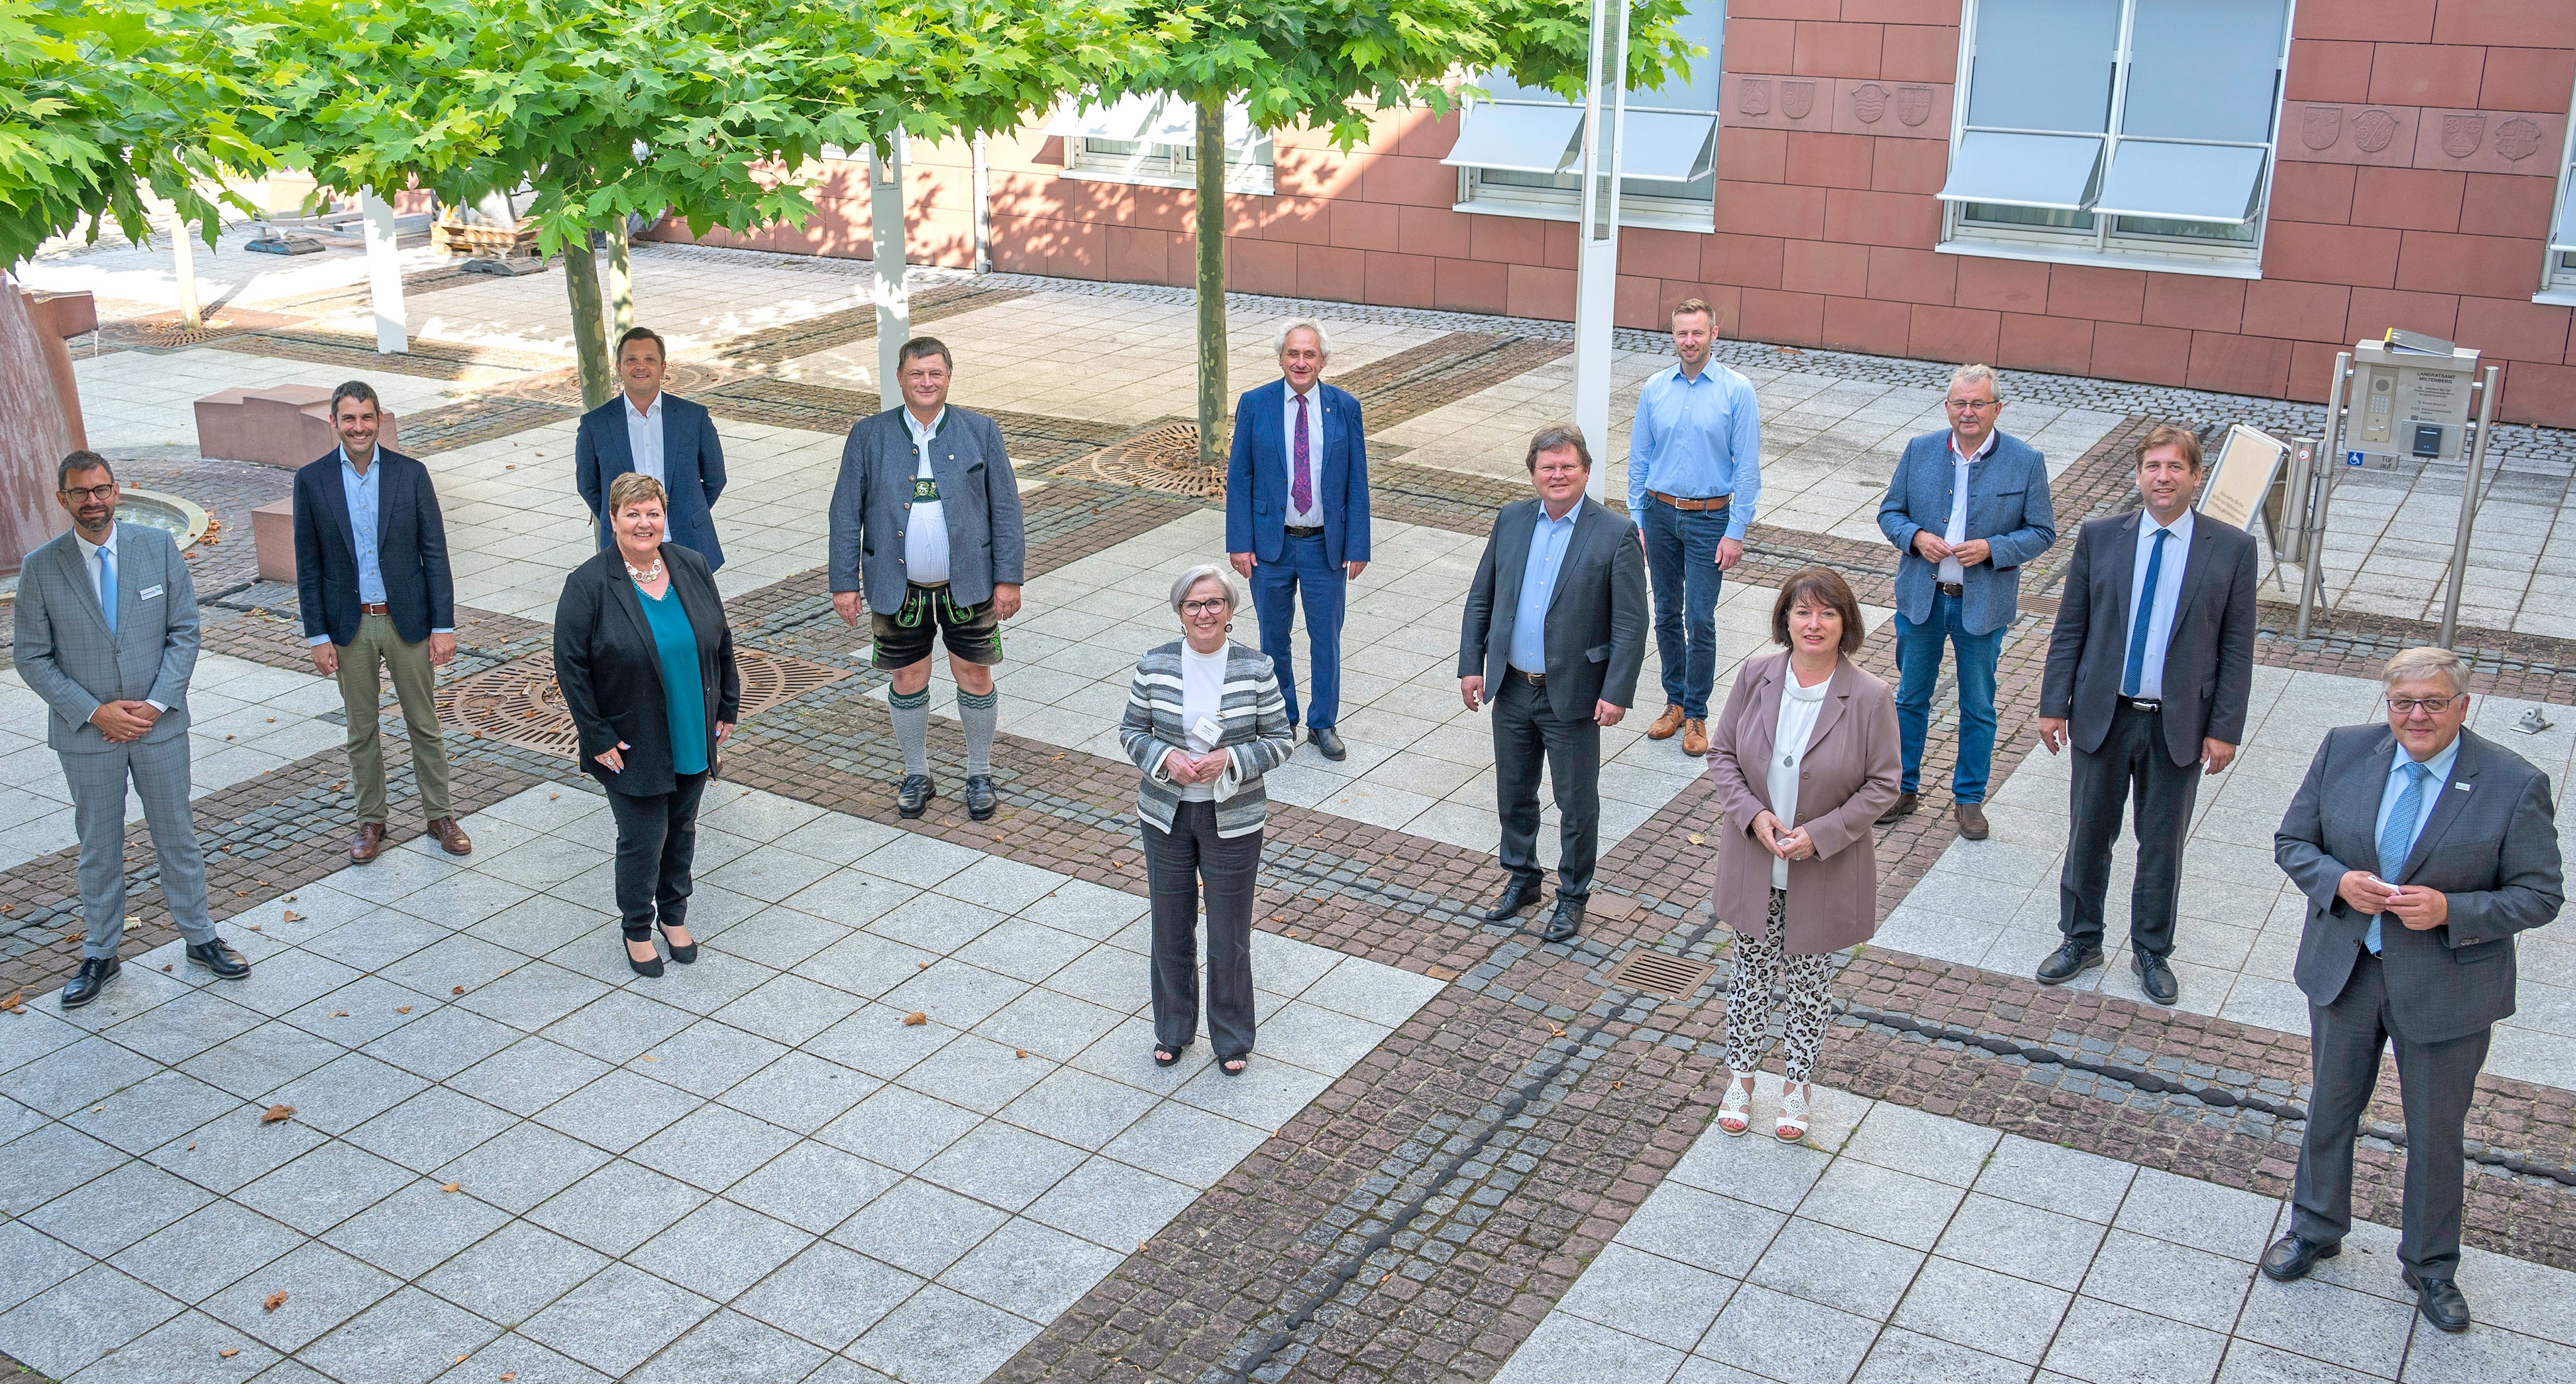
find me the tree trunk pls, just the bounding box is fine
[1195,91,1226,471]
[603,217,634,339]
[562,232,615,410]
[169,216,202,331]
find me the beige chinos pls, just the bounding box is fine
[336,612,450,823]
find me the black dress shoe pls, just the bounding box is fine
[1482,877,1543,922]
[625,940,665,978]
[59,956,119,1010]
[2035,939,2104,985]
[1541,897,1584,943]
[965,774,998,821]
[185,938,251,980]
[2133,951,2180,1005]
[2402,1269,2471,1333]
[659,925,697,965]
[897,774,936,819]
[2260,1233,2340,1283]
[1309,728,1346,761]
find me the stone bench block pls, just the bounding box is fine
[195,385,399,466]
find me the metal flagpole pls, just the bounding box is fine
[871,134,911,404]
[1570,0,1629,502]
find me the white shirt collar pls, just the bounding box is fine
[1949,429,1998,462]
[75,523,117,559]
[337,445,379,476]
[625,391,662,421]
[905,405,946,438]
[2142,506,2194,541]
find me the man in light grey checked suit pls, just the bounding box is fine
[13,452,250,1008]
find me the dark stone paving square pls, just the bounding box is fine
[447,1036,613,1117]
[728,1138,906,1235]
[344,1085,520,1173]
[177,1020,349,1101]
[730,1241,920,1351]
[526,1159,709,1258]
[322,1177,513,1278]
[531,1066,702,1153]
[418,1221,609,1328]
[0,1263,184,1381]
[202,1241,400,1353]
[627,1199,816,1302]
[235,1139,414,1235]
[61,1066,240,1154]
[23,1158,214,1257]
[106,1198,304,1303]
[433,1122,612,1215]
[519,1262,716,1378]
[295,1286,501,1384]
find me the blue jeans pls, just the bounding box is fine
[1642,499,1726,720]
[1250,531,1345,730]
[1893,591,2003,803]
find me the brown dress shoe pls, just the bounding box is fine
[1955,803,1989,840]
[350,822,386,864]
[1877,792,1918,824]
[1682,718,1709,756]
[1646,705,1687,740]
[426,817,473,856]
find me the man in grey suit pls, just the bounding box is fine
[1458,423,1649,943]
[2035,425,2258,1005]
[13,452,248,1008]
[829,337,1025,822]
[2266,646,2562,1334]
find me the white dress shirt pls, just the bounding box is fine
[902,406,951,585]
[1767,669,1830,889]
[1282,383,1323,527]
[1176,642,1228,802]
[75,523,165,711]
[624,391,667,486]
[1938,428,1997,584]
[2124,508,2195,701]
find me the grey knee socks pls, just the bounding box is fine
[958,686,998,778]
[890,687,931,776]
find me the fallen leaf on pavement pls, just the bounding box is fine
[330,1011,349,1018]
[1686,832,1706,845]
[248,925,262,932]
[262,1291,288,1312]
[640,1054,658,1061]
[902,1012,928,1026]
[186,1142,196,1151]
[280,911,303,922]
[0,991,21,1011]
[1014,1049,1028,1058]
[452,986,466,995]
[395,1006,412,1014]
[260,1105,294,1124]
[162,964,173,972]
[1427,966,1458,981]
[500,1374,516,1381]
[219,1348,241,1358]
[440,1181,462,1193]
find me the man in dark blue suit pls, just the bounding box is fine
[293,381,470,862]
[1226,319,1370,761]
[576,327,728,570]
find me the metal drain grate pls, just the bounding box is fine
[1072,421,1227,498]
[1602,949,1718,1000]
[438,647,848,757]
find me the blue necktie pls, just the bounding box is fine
[2370,761,2432,954]
[97,546,116,639]
[2123,528,2168,698]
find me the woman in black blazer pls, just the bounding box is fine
[554,473,741,977]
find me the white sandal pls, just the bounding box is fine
[1716,1073,1753,1137]
[1775,1083,1811,1143]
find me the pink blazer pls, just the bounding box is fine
[1704,651,1901,956]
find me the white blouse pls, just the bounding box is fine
[1767,671,1831,890]
[1175,642,1229,801]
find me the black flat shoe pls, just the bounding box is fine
[897,774,936,819]
[1309,728,1346,762]
[2260,1233,2340,1283]
[1482,876,1542,922]
[2133,951,2180,1006]
[965,774,998,821]
[1540,898,1584,944]
[2036,940,2104,985]
[2402,1268,2471,1334]
[60,956,119,1010]
[659,927,697,965]
[625,940,665,978]
[186,937,251,980]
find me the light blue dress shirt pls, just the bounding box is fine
[1509,505,1580,674]
[1627,361,1762,539]
[2367,733,2460,953]
[341,448,387,605]
[2124,508,2193,700]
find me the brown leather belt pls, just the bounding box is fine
[1646,490,1731,513]
[1508,667,1546,686]
[358,603,391,615]
[1935,581,1964,597]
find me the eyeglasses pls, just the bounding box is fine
[1945,398,1999,412]
[60,484,116,502]
[2387,696,2458,716]
[1181,599,1230,615]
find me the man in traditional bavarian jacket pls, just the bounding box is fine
[828,337,1027,821]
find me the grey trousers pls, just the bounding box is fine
[2059,702,2202,957]
[1143,801,1260,1059]
[2290,950,2490,1279]
[62,735,216,959]
[1493,671,1602,899]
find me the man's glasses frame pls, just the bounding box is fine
[59,484,117,503]
[2386,696,2458,715]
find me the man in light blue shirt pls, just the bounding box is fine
[1507,506,1579,676]
[1628,298,1761,758]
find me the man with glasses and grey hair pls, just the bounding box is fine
[1875,362,2055,840]
[2267,647,2561,1335]
[1226,318,1369,762]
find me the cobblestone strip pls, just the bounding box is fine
[393,396,584,455]
[209,328,563,383]
[1331,333,1574,432]
[696,376,1134,467]
[708,280,1031,366]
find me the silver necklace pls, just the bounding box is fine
[625,555,665,584]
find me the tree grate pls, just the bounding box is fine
[1063,420,1226,498]
[437,647,848,758]
[1602,949,1718,1000]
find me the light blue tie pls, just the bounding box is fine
[2123,528,2168,698]
[2369,761,2432,954]
[97,546,116,639]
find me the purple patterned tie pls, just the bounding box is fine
[1292,391,1314,515]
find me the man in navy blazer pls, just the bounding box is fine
[576,327,728,570]
[294,381,470,862]
[1875,364,2055,840]
[1226,319,1369,762]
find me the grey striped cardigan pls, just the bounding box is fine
[1119,639,1296,837]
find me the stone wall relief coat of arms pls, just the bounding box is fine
[2301,106,2341,151]
[2497,116,2543,163]
[1739,78,1771,116]
[1896,85,1932,126]
[1852,83,1889,123]
[2352,108,2397,153]
[2441,112,2485,159]
[1781,80,1816,120]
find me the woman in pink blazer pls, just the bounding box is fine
[1704,567,1901,1141]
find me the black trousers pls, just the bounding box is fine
[606,772,710,942]
[1143,800,1260,1059]
[2290,951,2489,1279]
[1493,671,1602,900]
[2058,702,2201,957]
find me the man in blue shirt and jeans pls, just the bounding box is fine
[1628,298,1762,758]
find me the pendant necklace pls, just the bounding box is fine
[626,556,665,584]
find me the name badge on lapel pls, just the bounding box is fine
[140,586,164,601]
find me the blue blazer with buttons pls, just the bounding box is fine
[575,394,728,571]
[292,447,455,649]
[1224,378,1370,568]
[1876,428,2055,637]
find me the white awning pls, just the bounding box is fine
[2092,140,2269,223]
[1618,111,1718,182]
[1045,92,1161,142]
[1935,131,2102,210]
[2551,165,2576,254]
[1047,92,1255,150]
[1441,102,1585,175]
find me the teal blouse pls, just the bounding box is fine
[635,581,709,776]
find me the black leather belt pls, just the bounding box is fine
[1508,667,1546,686]
[2121,696,2162,713]
[1935,581,1964,597]
[1284,525,1325,538]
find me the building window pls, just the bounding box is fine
[2541,77,2576,302]
[1443,0,1724,233]
[1048,92,1275,196]
[1938,0,2293,276]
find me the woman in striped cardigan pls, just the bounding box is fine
[1119,564,1296,1074]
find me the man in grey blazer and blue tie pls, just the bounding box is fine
[13,453,248,1008]
[2267,646,2562,1334]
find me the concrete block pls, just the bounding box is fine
[253,498,296,584]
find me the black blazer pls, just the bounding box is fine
[2040,511,2258,767]
[553,544,741,796]
[1457,496,1649,722]
[292,448,455,647]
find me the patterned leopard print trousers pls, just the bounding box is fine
[1724,889,1835,1083]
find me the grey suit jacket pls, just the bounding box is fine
[11,525,199,753]
[827,405,1024,614]
[2040,511,2258,767]
[2275,724,2563,1044]
[1457,496,1649,722]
